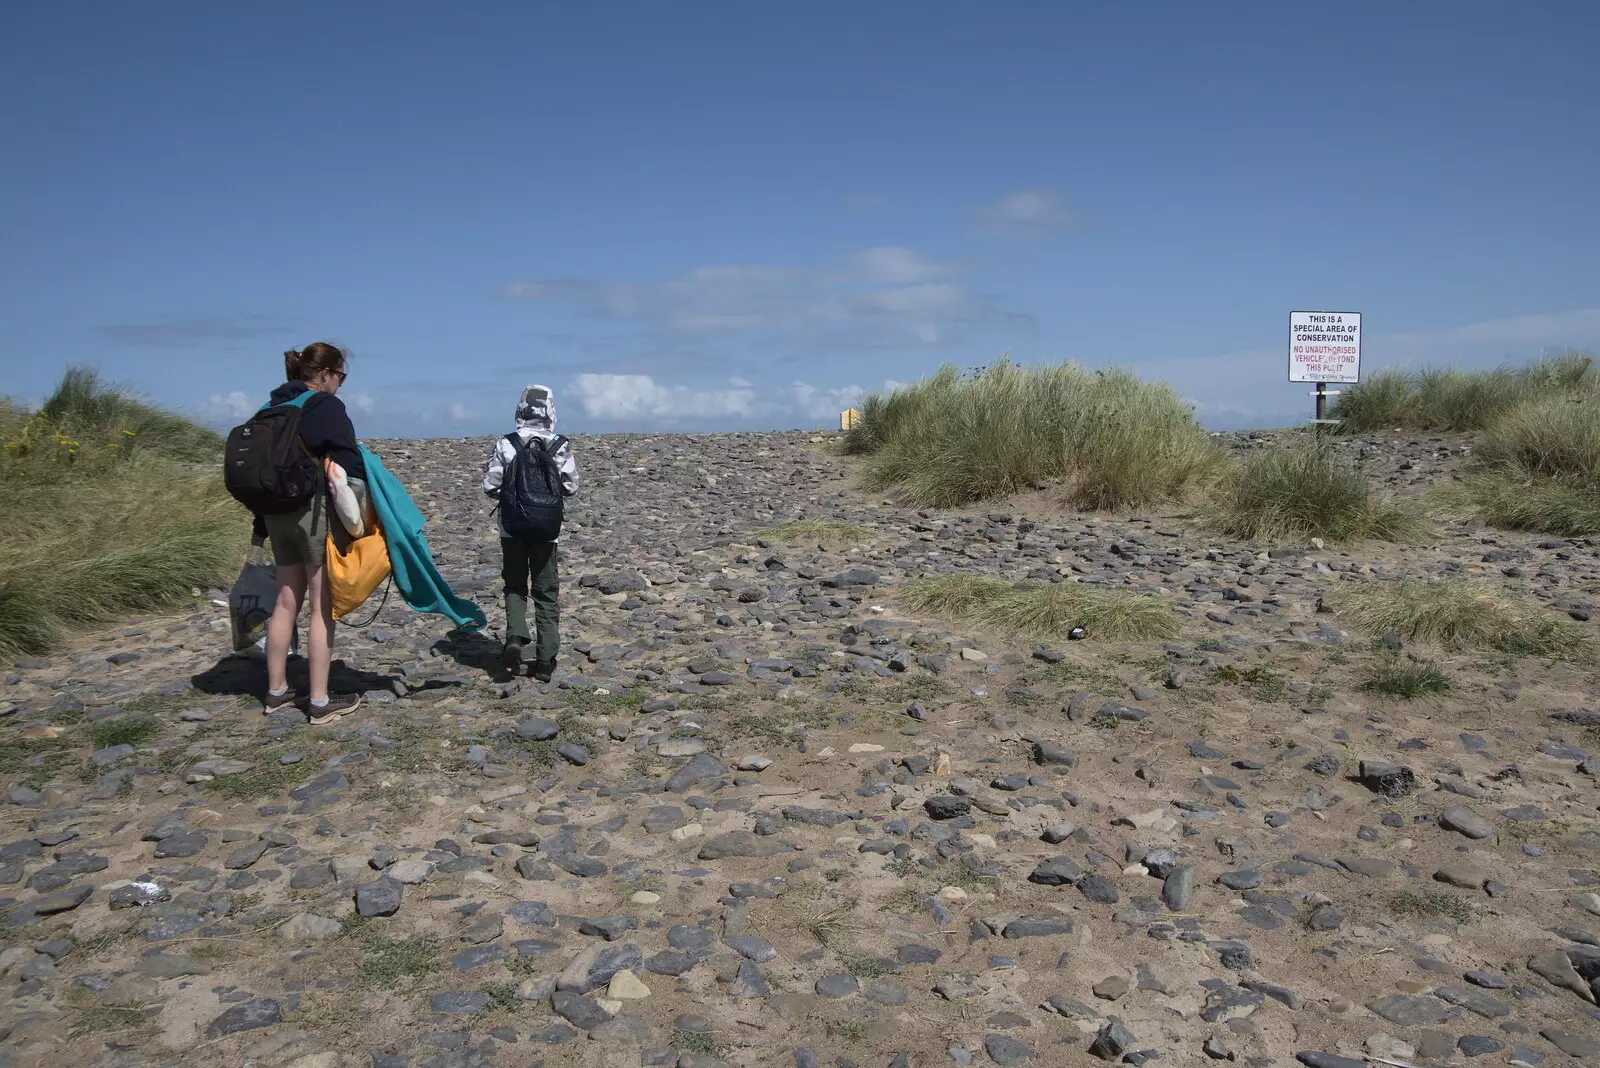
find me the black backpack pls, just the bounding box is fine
[499,433,567,541]
[223,391,322,515]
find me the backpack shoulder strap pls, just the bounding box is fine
[257,390,317,413]
[549,435,568,453]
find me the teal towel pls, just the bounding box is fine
[359,444,486,630]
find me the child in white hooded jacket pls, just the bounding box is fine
[481,384,580,681]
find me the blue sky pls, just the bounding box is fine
[2,1,1596,434]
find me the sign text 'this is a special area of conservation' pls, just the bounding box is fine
[1289,310,1362,383]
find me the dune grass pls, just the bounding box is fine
[756,518,872,548]
[1333,351,1594,433]
[1329,580,1593,661]
[0,368,242,660]
[1453,391,1600,536]
[904,573,1179,642]
[844,359,1223,511]
[1202,440,1426,544]
[1361,660,1451,699]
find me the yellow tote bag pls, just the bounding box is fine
[326,522,391,621]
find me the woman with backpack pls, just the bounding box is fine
[243,342,366,724]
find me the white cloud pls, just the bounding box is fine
[347,391,376,415]
[846,246,957,285]
[447,401,479,422]
[202,390,255,422]
[727,376,752,388]
[569,373,910,427]
[501,247,1023,350]
[789,381,865,423]
[570,373,759,421]
[974,188,1077,233]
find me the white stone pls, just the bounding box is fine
[1123,809,1167,829]
[287,1055,344,1068]
[670,824,704,842]
[630,891,661,905]
[607,970,651,999]
[387,859,434,885]
[279,913,342,942]
[937,886,968,902]
[596,997,624,1014]
[657,739,706,758]
[736,755,773,771]
[1366,1035,1415,1060]
[848,743,885,754]
[960,648,988,661]
[1577,893,1600,916]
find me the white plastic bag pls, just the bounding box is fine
[228,544,296,655]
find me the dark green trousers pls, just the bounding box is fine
[501,538,560,664]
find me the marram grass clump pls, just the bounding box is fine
[1333,351,1594,433]
[756,518,872,549]
[904,573,1179,643]
[0,368,241,659]
[845,359,1223,511]
[1453,391,1600,536]
[1202,440,1427,544]
[1329,580,1593,661]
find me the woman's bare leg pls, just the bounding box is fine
[305,564,336,702]
[266,564,307,693]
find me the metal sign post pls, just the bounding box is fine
[1289,310,1362,436]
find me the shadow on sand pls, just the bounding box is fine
[429,629,516,683]
[191,653,399,702]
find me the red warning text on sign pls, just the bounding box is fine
[1289,310,1362,383]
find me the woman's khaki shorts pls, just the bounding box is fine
[265,495,330,568]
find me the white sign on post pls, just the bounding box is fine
[1289,310,1362,383]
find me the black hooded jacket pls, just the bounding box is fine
[250,380,366,539]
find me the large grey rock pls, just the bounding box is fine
[552,990,613,1029]
[1367,994,1453,1026]
[355,878,403,917]
[666,753,727,793]
[1439,804,1494,840]
[517,716,560,740]
[1162,865,1196,910]
[1002,916,1074,938]
[204,998,282,1039]
[29,884,93,916]
[430,990,490,1015]
[815,973,858,997]
[1296,1055,1366,1068]
[590,1015,651,1044]
[698,831,790,860]
[1028,856,1083,885]
[1032,742,1077,767]
[1435,984,1511,1018]
[728,959,770,997]
[725,934,777,962]
[1088,1017,1136,1061]
[924,795,972,820]
[1542,1029,1600,1058]
[557,942,643,993]
[984,1034,1034,1065]
[1529,950,1596,1002]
